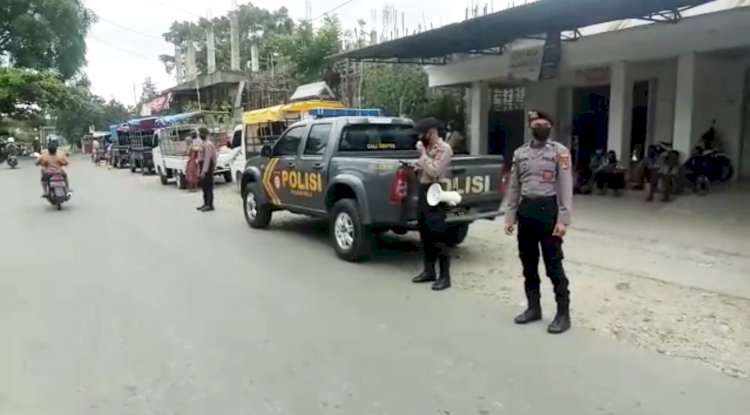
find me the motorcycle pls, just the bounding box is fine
[7,154,18,168]
[46,174,71,210]
[701,149,734,183]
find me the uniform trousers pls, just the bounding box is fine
[199,162,215,207]
[417,184,449,274]
[517,196,570,305]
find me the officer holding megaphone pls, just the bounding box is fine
[412,118,454,291]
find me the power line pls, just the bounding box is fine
[88,35,155,62]
[147,0,203,18]
[98,17,166,42]
[311,0,357,21]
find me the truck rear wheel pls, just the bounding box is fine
[445,224,470,247]
[330,199,371,262]
[157,167,168,185]
[176,172,186,189]
[244,185,271,229]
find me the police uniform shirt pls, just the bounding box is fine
[504,140,574,225]
[417,138,453,184]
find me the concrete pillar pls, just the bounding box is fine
[672,53,698,158]
[607,62,634,160]
[468,81,489,155]
[556,86,573,148]
[523,81,559,143]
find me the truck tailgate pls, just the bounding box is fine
[401,155,504,224]
[442,155,504,207]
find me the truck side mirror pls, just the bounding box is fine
[260,144,273,158]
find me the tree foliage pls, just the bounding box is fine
[278,16,343,86]
[140,77,158,103]
[361,65,429,117]
[53,88,132,145]
[0,0,95,79]
[0,67,66,118]
[159,4,294,75]
[361,64,464,123]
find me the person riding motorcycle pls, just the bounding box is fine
[35,139,69,197]
[5,137,19,156]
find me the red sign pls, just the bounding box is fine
[151,92,172,113]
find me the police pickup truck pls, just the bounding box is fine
[240,115,504,262]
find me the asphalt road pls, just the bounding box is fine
[0,157,746,415]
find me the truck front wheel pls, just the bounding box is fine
[223,171,233,183]
[330,199,371,262]
[445,224,470,247]
[244,185,272,229]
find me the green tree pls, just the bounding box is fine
[361,65,428,117]
[278,16,343,87]
[0,0,95,79]
[140,77,158,102]
[159,4,294,75]
[0,67,67,118]
[52,87,131,146]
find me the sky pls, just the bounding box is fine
[84,0,519,106]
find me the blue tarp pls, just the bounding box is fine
[127,117,157,126]
[109,125,119,141]
[156,112,201,127]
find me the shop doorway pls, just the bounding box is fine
[630,81,651,162]
[572,86,610,167]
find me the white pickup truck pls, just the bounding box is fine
[153,125,240,189]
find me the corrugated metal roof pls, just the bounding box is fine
[332,0,714,61]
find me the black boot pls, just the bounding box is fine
[431,256,451,291]
[412,259,436,283]
[514,296,542,325]
[547,301,571,334]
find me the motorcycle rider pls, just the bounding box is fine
[36,138,69,197]
[5,137,18,162]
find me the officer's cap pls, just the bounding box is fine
[528,110,554,125]
[415,117,443,134]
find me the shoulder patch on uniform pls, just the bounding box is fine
[559,152,571,170]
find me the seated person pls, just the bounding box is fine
[576,149,606,195]
[633,145,659,190]
[681,146,709,191]
[648,149,680,202]
[36,140,69,197]
[593,150,626,194]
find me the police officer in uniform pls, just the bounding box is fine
[504,110,574,334]
[411,118,454,291]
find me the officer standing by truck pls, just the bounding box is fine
[411,118,454,291]
[504,110,574,334]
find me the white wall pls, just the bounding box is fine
[673,53,747,167]
[426,6,750,88]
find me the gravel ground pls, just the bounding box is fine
[210,183,750,380]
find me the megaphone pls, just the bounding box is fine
[426,182,462,207]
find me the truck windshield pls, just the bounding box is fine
[338,124,417,152]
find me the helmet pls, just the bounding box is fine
[47,139,59,151]
[7,137,14,143]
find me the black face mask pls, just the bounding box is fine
[531,126,551,141]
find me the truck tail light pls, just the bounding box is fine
[390,167,410,203]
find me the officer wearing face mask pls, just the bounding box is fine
[412,117,454,291]
[503,110,574,334]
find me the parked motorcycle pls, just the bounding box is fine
[46,174,71,210]
[702,149,734,182]
[7,154,18,168]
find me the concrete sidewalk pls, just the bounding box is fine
[494,185,750,299]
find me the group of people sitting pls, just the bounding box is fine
[575,141,725,201]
